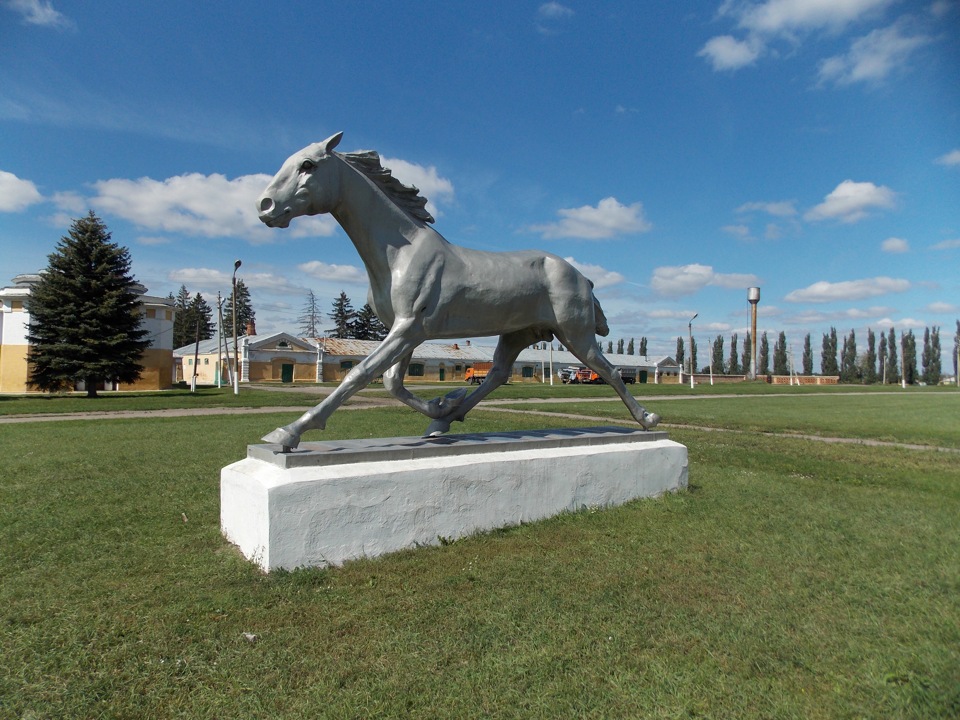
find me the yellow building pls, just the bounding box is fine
[0,274,176,393]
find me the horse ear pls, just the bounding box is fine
[321,131,344,154]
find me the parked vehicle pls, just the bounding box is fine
[558,367,578,383]
[617,367,637,384]
[574,367,603,384]
[464,362,493,384]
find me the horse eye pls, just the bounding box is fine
[300,159,316,172]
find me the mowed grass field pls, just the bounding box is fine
[1,389,958,718]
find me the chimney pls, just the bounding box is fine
[246,319,257,336]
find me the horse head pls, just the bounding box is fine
[257,131,344,228]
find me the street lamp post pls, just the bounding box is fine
[748,287,760,380]
[232,259,242,395]
[688,313,698,389]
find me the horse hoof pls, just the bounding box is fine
[641,412,661,429]
[423,418,452,437]
[262,426,301,449]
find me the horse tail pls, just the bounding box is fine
[593,294,610,337]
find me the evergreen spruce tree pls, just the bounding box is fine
[821,327,839,376]
[712,335,724,374]
[626,338,634,355]
[887,327,900,384]
[224,279,255,336]
[188,293,216,343]
[802,334,813,376]
[639,337,647,356]
[27,211,150,397]
[772,331,788,375]
[329,291,356,339]
[758,332,770,375]
[172,285,193,349]
[298,289,323,338]
[352,303,389,341]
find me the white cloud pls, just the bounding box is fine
[926,301,958,314]
[4,0,73,29]
[735,200,797,217]
[136,236,172,246]
[650,263,761,297]
[380,156,454,218]
[818,21,931,85]
[530,197,652,240]
[538,2,573,19]
[91,172,337,243]
[784,276,910,302]
[169,267,303,296]
[298,261,368,285]
[935,149,960,167]
[735,0,895,35]
[0,169,43,211]
[722,224,752,240]
[697,35,761,71]
[804,179,896,223]
[881,236,909,253]
[563,257,625,289]
[764,223,783,240]
[51,190,86,214]
[931,238,960,250]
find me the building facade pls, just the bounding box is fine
[0,274,176,393]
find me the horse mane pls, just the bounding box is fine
[340,151,435,224]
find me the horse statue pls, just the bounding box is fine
[257,132,660,450]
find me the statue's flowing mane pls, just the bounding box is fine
[340,150,435,224]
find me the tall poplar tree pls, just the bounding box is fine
[27,211,150,397]
[821,327,839,376]
[863,329,877,384]
[712,335,725,374]
[802,334,813,376]
[758,332,770,375]
[728,332,740,375]
[773,331,788,375]
[887,327,900,384]
[639,337,647,356]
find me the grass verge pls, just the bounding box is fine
[1,406,958,717]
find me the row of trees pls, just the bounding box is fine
[170,281,255,350]
[672,326,953,385]
[602,337,650,356]
[299,290,389,341]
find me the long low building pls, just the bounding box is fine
[174,334,681,385]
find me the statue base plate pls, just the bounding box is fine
[221,426,688,571]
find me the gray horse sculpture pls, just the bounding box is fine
[257,132,659,450]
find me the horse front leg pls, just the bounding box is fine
[262,322,425,450]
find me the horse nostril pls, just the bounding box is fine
[259,197,274,213]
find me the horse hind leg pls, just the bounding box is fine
[560,331,660,430]
[423,328,539,437]
[383,353,467,419]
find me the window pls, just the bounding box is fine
[521,366,535,378]
[146,308,157,319]
[277,340,290,349]
[188,359,193,365]
[340,360,354,370]
[408,363,425,377]
[204,358,209,365]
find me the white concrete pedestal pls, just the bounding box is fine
[221,426,687,571]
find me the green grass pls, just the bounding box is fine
[0,387,329,415]
[2,402,958,717]
[490,392,960,449]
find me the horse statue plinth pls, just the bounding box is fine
[257,132,660,450]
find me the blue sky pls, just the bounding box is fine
[2,0,958,363]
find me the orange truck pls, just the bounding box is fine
[464,362,494,384]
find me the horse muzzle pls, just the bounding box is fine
[257,196,292,228]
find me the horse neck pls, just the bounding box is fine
[330,157,424,283]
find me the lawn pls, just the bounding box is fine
[1,400,958,718]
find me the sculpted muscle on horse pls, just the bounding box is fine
[257,132,659,450]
